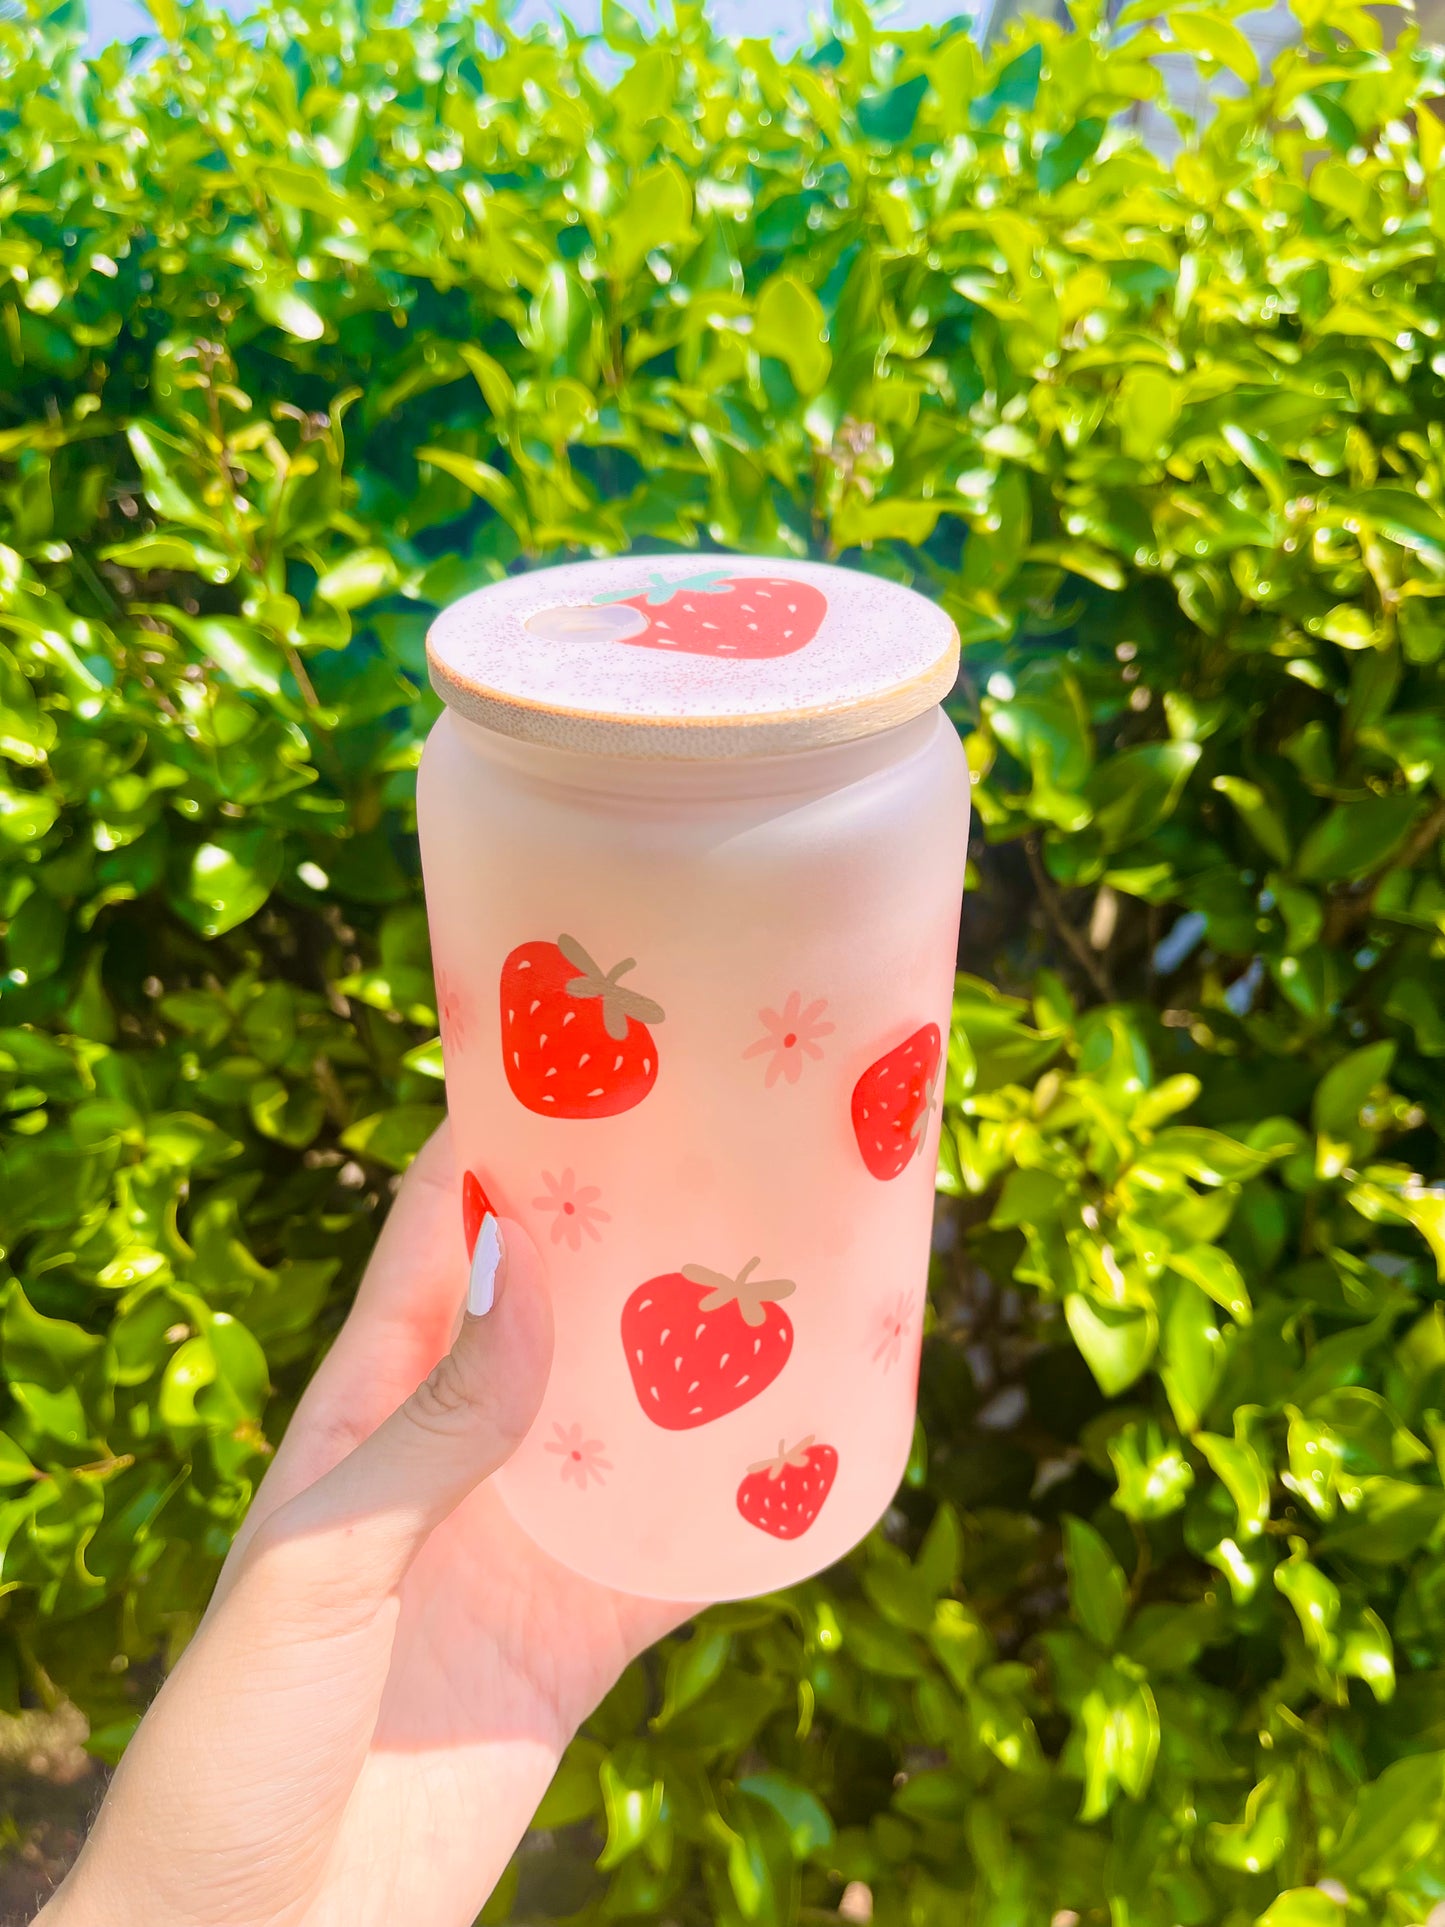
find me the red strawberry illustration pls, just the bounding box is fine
[737,1437,839,1539]
[851,1023,943,1181]
[590,569,827,660]
[621,1257,796,1429]
[501,935,664,1119]
[462,1169,495,1259]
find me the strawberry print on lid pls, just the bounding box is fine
[427,555,961,760]
[852,1023,943,1181]
[622,1257,796,1430]
[587,569,828,660]
[501,935,664,1119]
[737,1437,839,1539]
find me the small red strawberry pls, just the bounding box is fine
[462,1169,495,1259]
[737,1437,839,1539]
[621,1257,796,1430]
[501,934,664,1119]
[591,569,827,660]
[851,1023,943,1181]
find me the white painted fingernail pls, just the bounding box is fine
[467,1213,504,1317]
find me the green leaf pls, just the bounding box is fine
[147,1111,242,1170]
[253,282,326,342]
[249,1076,325,1148]
[753,274,831,396]
[1275,1554,1340,1657]
[1082,742,1200,850]
[1350,487,1445,562]
[1038,118,1104,193]
[833,496,943,548]
[6,886,66,981]
[738,1772,834,1859]
[1296,795,1421,882]
[1065,1294,1157,1396]
[1062,1515,1129,1646]
[1130,1129,1273,1187]
[654,1627,730,1726]
[0,784,59,844]
[597,1755,664,1870]
[1337,1601,1395,1701]
[1197,1428,1271,1539]
[1312,1041,1395,1137]
[1211,1774,1290,1874]
[2,1280,103,1387]
[1115,366,1178,462]
[1211,776,1291,866]
[1294,89,1355,151]
[1328,1750,1445,1890]
[607,161,693,282]
[1108,1417,1194,1519]
[1160,1281,1226,1434]
[99,532,237,583]
[971,43,1042,124]
[416,447,529,537]
[340,1104,445,1171]
[1349,1180,1445,1279]
[857,73,929,143]
[1079,1665,1159,1819]
[171,828,285,938]
[0,1432,36,1487]
[532,1737,606,1829]
[164,612,286,697]
[125,423,211,529]
[1169,9,1259,81]
[1168,1246,1252,1324]
[1320,1476,1445,1562]
[314,547,400,610]
[1256,1892,1344,1927]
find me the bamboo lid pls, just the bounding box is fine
[426,555,959,760]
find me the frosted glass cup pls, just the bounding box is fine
[420,557,969,1600]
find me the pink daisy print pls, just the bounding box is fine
[872,1292,915,1372]
[435,969,469,1055]
[533,1168,610,1250]
[546,1422,612,1489]
[742,991,835,1089]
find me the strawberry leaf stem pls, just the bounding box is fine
[682,1256,796,1326]
[590,568,736,609]
[557,933,665,1039]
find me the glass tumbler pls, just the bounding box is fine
[419,556,968,1600]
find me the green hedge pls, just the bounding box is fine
[4,0,1445,1917]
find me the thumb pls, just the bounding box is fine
[242,1213,553,1615]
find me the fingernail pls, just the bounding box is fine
[467,1212,504,1317]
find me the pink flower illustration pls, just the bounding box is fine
[872,1292,915,1372]
[436,970,469,1054]
[546,1422,612,1489]
[533,1168,611,1250]
[742,991,835,1088]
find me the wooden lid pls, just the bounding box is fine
[426,556,959,760]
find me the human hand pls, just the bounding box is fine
[42,1122,696,1927]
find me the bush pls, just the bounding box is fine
[4,0,1445,1916]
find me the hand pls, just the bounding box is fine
[42,1123,695,1927]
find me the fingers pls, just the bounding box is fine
[348,1117,469,1328]
[236,1213,553,1620]
[227,1120,477,1554]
